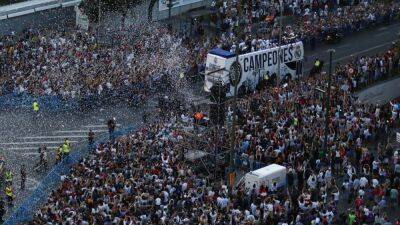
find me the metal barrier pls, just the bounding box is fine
[3,124,140,224]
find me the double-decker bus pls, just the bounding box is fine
[204,41,304,96]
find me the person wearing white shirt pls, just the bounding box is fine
[372,178,379,188]
[358,189,365,198]
[360,176,368,188]
[307,174,317,190]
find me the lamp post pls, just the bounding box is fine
[167,0,173,24]
[97,0,101,43]
[324,49,335,155]
[228,47,240,194]
[276,0,283,86]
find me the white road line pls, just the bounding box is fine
[83,124,121,128]
[335,44,350,49]
[2,146,59,151]
[0,141,78,145]
[21,151,56,156]
[54,129,107,134]
[305,41,394,73]
[333,41,393,63]
[374,31,391,37]
[23,135,87,139]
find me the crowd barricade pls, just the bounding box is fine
[3,124,139,224]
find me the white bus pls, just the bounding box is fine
[204,41,304,96]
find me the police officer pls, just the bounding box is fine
[107,118,116,141]
[314,58,322,73]
[88,130,95,146]
[56,145,63,163]
[20,164,26,190]
[64,138,70,147]
[62,139,70,157]
[5,170,13,186]
[33,100,39,115]
[5,186,13,207]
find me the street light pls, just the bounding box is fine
[276,0,283,86]
[323,49,335,155]
[97,0,101,43]
[167,0,173,26]
[228,48,240,194]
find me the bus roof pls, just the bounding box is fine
[209,48,236,59]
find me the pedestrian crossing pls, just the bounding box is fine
[53,129,108,134]
[0,123,114,154]
[23,135,87,139]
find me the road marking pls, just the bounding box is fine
[374,31,391,37]
[0,141,78,145]
[21,151,56,156]
[83,124,121,128]
[16,177,41,190]
[2,146,59,151]
[335,44,350,49]
[305,41,394,73]
[333,41,393,63]
[54,129,108,134]
[23,135,87,139]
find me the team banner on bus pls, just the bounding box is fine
[204,41,304,95]
[241,43,303,72]
[158,0,203,11]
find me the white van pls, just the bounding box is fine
[244,164,287,191]
[204,42,304,96]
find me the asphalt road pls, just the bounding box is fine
[1,22,400,220]
[303,22,400,72]
[0,99,158,219]
[356,76,400,105]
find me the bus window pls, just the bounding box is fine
[285,61,298,70]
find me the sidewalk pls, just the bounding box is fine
[356,75,400,105]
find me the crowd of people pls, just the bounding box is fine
[0,21,192,100]
[0,0,399,223]
[334,45,400,92]
[0,0,398,102]
[29,39,400,223]
[209,0,398,52]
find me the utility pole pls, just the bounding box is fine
[167,0,173,29]
[276,0,283,86]
[228,51,239,194]
[228,16,242,194]
[324,49,335,155]
[97,0,101,43]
